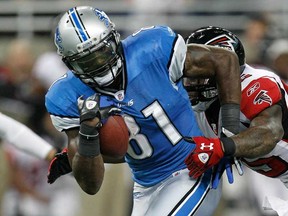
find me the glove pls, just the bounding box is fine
[77,94,121,124]
[211,157,234,189]
[47,148,72,184]
[77,94,122,157]
[211,128,244,189]
[77,94,101,124]
[184,136,224,179]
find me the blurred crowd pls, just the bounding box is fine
[0,4,287,216]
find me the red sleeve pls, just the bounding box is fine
[241,77,282,120]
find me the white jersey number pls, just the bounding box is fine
[124,101,182,159]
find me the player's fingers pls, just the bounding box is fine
[186,161,198,171]
[192,167,206,179]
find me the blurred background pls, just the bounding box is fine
[0,0,288,216]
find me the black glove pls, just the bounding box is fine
[47,148,72,184]
[77,93,121,123]
[77,94,101,124]
[77,93,122,157]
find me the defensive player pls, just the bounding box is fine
[184,26,288,189]
[45,6,242,216]
[0,112,56,161]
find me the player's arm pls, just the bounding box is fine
[232,104,284,158]
[66,93,122,194]
[184,44,241,105]
[185,44,241,104]
[184,44,241,134]
[47,126,123,185]
[65,126,105,195]
[185,104,284,178]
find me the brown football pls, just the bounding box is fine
[99,115,129,158]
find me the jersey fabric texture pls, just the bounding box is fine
[46,26,203,187]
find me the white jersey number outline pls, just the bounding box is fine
[124,101,182,159]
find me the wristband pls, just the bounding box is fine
[220,137,236,156]
[78,123,100,157]
[221,103,240,134]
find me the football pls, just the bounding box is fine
[99,115,129,158]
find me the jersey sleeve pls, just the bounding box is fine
[122,26,186,84]
[45,71,94,132]
[168,34,187,83]
[241,77,282,120]
[45,71,117,132]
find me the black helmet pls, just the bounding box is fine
[186,26,245,66]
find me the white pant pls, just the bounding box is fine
[131,168,222,216]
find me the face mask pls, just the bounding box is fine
[192,98,218,112]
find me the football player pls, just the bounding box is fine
[45,6,242,216]
[184,26,288,189]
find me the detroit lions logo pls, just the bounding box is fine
[55,27,63,52]
[205,34,236,52]
[94,9,110,27]
[253,90,272,105]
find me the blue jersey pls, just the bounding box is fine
[46,26,203,186]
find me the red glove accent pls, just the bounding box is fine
[184,137,224,179]
[47,148,72,184]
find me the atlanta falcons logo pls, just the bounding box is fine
[205,34,236,52]
[253,90,272,105]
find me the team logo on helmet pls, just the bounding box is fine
[94,9,110,27]
[205,34,236,52]
[55,27,63,52]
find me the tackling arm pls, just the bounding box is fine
[232,104,284,158]
[185,104,284,179]
[184,44,241,105]
[185,44,241,134]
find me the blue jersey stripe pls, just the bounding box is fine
[69,8,88,42]
[169,171,211,216]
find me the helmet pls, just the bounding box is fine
[184,26,245,105]
[183,77,218,105]
[186,26,245,66]
[54,6,124,96]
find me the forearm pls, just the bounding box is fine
[232,126,282,158]
[72,153,104,195]
[214,51,241,105]
[67,119,105,194]
[185,45,241,105]
[71,132,105,194]
[230,105,284,158]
